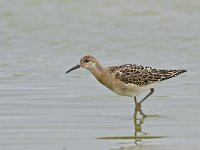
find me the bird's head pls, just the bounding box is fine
[66,55,97,74]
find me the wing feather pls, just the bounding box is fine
[108,64,186,86]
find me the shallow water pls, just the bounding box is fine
[0,0,200,150]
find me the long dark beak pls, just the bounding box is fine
[66,64,81,74]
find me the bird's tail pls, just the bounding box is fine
[160,69,187,81]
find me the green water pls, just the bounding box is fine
[0,0,200,150]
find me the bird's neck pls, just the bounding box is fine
[88,62,114,90]
[88,62,107,82]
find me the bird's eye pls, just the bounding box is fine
[85,60,89,63]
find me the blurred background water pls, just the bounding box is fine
[0,0,200,150]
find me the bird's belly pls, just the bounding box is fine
[96,74,145,97]
[105,81,143,97]
[111,86,142,97]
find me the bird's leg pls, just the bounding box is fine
[134,88,154,117]
[134,97,146,117]
[139,88,154,104]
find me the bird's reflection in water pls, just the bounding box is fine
[97,109,164,146]
[133,109,147,145]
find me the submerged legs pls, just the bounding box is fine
[134,97,145,116]
[134,88,154,117]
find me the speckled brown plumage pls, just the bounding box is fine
[108,64,187,86]
[66,55,187,117]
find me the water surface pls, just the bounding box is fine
[0,0,200,150]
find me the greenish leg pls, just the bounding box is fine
[134,96,146,117]
[134,88,154,117]
[139,88,154,104]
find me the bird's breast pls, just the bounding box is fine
[96,74,142,97]
[90,69,143,97]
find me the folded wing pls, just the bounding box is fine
[108,64,186,86]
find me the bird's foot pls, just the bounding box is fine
[135,103,146,117]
